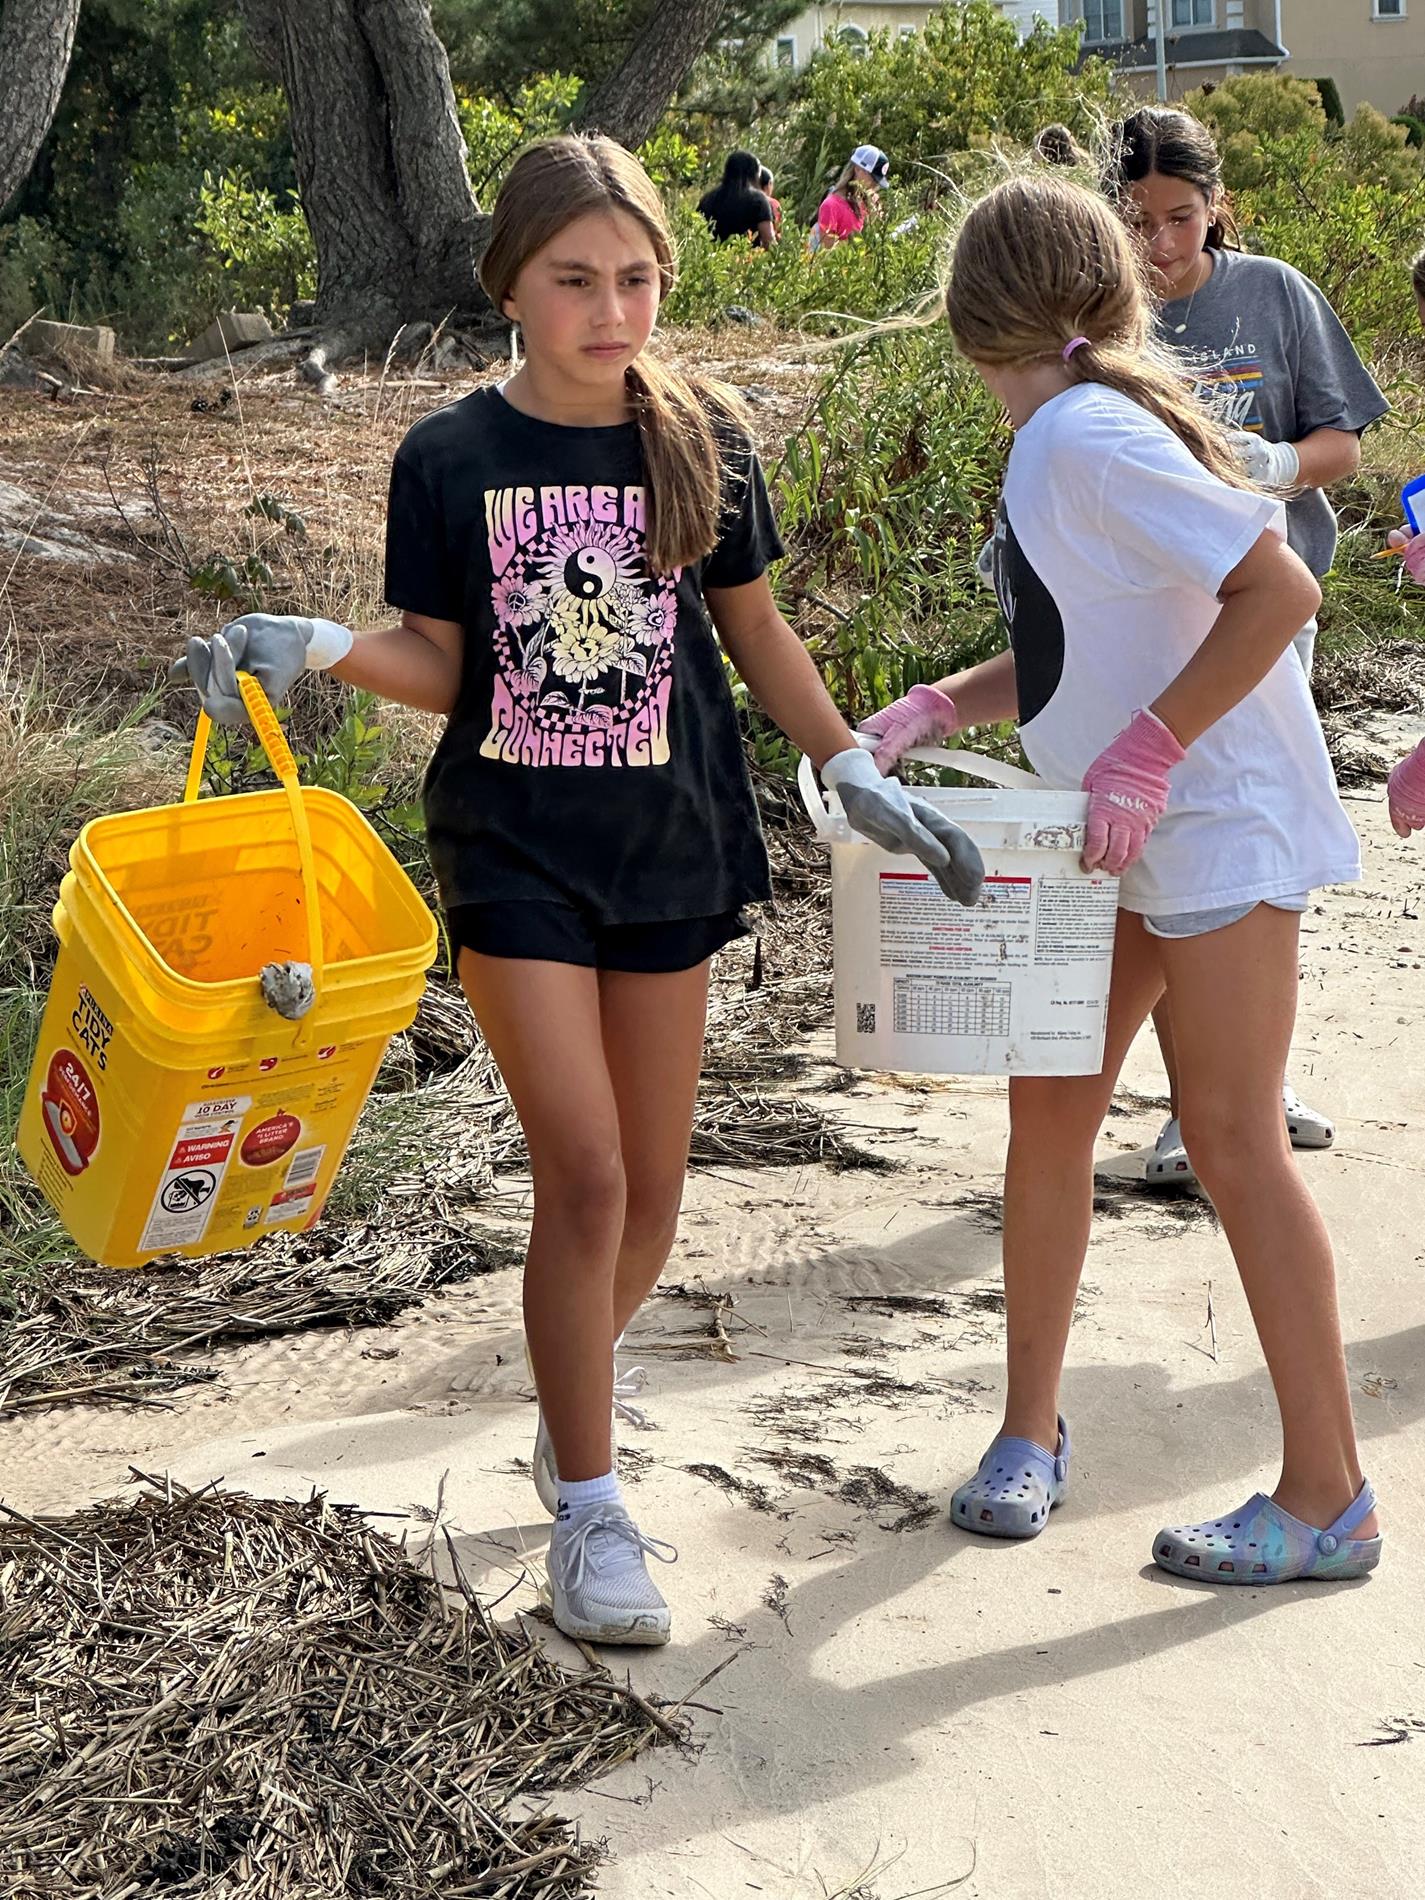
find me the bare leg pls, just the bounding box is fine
[457,952,624,1485]
[597,961,711,1337]
[1151,996,1181,1119]
[1164,906,1376,1535]
[1000,913,1167,1452]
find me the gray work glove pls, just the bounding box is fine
[168,613,354,726]
[821,746,983,908]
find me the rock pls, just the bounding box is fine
[181,310,276,364]
[0,346,42,390]
[295,347,337,397]
[29,319,117,362]
[0,480,135,567]
[724,305,764,327]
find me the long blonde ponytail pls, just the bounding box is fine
[946,173,1250,490]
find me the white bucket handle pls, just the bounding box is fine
[797,740,1044,842]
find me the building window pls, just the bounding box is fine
[775,33,796,66]
[898,23,917,37]
[1373,0,1405,17]
[836,24,869,56]
[1171,0,1214,23]
[1083,0,1125,40]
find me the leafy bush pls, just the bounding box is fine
[663,198,949,328]
[729,325,1010,773]
[776,0,1111,220]
[1188,77,1425,351]
[0,219,74,343]
[457,72,583,200]
[193,171,316,322]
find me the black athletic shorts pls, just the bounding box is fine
[447,901,751,973]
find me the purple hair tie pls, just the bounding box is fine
[1062,335,1090,362]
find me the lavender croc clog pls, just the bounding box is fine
[951,1416,1070,1539]
[1154,1479,1380,1584]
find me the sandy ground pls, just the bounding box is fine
[6,741,1425,1898]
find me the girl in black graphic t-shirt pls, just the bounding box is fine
[172,133,980,1648]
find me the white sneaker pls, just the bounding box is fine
[544,1503,676,1645]
[1283,1082,1334,1150]
[528,1340,650,1518]
[1145,1115,1198,1188]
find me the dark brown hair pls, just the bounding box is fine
[480,135,746,574]
[1104,106,1241,250]
[1033,123,1089,169]
[946,174,1249,489]
[1413,247,1425,300]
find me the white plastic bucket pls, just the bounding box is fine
[798,746,1120,1076]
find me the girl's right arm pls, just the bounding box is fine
[331,611,464,716]
[171,609,463,727]
[861,647,1018,772]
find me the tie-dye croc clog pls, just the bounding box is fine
[1153,1479,1380,1584]
[950,1416,1070,1539]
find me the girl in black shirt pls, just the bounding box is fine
[172,134,978,1647]
[697,149,777,248]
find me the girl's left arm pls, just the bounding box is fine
[705,574,857,769]
[1291,426,1361,488]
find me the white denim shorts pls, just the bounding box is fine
[1142,893,1309,940]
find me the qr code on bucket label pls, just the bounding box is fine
[856,1002,876,1035]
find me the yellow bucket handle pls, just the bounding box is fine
[183,674,326,1008]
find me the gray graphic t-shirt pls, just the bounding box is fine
[1158,248,1388,577]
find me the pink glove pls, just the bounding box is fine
[857,684,960,774]
[1081,709,1186,876]
[1388,737,1425,838]
[1387,529,1425,583]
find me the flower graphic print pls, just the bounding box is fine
[481,482,679,767]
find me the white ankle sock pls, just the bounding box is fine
[558,1471,621,1514]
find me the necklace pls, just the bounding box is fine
[1170,254,1211,335]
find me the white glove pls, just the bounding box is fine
[1229,430,1300,488]
[821,746,983,907]
[168,613,354,726]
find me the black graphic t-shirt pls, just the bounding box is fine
[384,384,780,923]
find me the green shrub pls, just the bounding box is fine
[1314,77,1345,128]
[1188,77,1425,351]
[0,218,74,342]
[777,0,1111,221]
[663,198,949,329]
[739,325,1009,772]
[192,170,316,322]
[457,72,583,199]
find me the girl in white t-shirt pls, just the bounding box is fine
[864,174,1380,1583]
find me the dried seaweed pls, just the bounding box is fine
[0,1476,668,1897]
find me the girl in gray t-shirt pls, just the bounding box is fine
[1106,106,1387,1184]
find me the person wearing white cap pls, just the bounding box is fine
[810,143,889,251]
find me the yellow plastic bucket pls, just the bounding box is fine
[18,674,438,1267]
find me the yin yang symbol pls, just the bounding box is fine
[564,546,617,599]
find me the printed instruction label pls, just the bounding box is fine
[879,873,1033,969]
[139,1096,252,1254]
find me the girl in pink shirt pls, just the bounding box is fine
[812,143,889,251]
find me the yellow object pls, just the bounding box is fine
[18,674,438,1268]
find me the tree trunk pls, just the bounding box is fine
[0,0,82,218]
[578,0,731,150]
[237,0,732,351]
[237,0,490,343]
